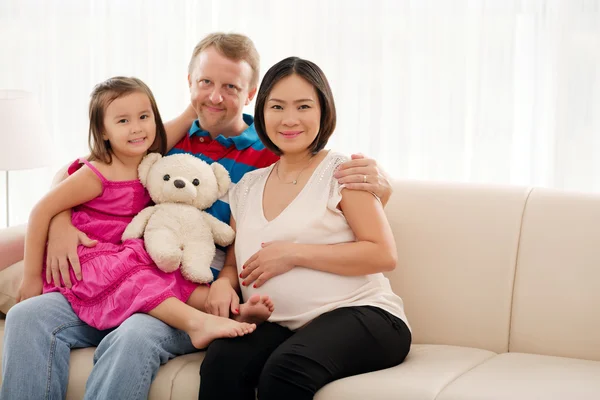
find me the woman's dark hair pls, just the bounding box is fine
[88,76,167,163]
[254,57,336,155]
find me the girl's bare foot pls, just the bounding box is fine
[187,314,256,349]
[235,294,274,325]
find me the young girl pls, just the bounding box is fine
[16,76,272,349]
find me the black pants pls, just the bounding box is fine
[199,306,412,400]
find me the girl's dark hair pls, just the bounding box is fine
[88,76,167,163]
[254,57,336,155]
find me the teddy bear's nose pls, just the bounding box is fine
[174,179,186,189]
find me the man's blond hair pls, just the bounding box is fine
[188,33,260,88]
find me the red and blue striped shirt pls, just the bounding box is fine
[167,114,279,278]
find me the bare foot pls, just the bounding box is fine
[235,294,274,325]
[187,314,256,349]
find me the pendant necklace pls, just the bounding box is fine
[275,157,314,185]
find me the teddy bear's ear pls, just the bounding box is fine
[138,153,162,187]
[211,162,231,198]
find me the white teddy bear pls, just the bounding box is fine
[122,153,235,283]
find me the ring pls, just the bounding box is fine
[363,175,367,183]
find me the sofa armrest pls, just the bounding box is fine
[0,224,26,272]
[0,225,26,314]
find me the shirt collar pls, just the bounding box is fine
[187,114,259,150]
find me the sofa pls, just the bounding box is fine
[1,179,599,399]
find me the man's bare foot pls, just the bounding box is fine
[235,294,274,324]
[187,314,256,349]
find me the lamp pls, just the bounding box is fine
[0,90,52,227]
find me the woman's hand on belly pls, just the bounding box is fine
[240,241,297,288]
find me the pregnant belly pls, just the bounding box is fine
[242,267,367,319]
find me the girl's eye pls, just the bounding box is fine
[271,105,283,110]
[163,174,170,181]
[118,119,128,124]
[140,114,149,120]
[299,105,310,110]
[192,179,200,186]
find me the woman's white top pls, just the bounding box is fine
[229,151,409,331]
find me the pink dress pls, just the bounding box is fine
[42,158,198,330]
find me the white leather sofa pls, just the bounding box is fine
[1,179,599,399]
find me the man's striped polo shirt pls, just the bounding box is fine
[167,113,279,279]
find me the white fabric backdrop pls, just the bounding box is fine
[0,0,598,227]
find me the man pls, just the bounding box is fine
[0,33,393,400]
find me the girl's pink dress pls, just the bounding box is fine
[42,158,198,330]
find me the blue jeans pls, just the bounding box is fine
[0,293,197,400]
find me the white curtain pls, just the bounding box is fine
[0,0,598,227]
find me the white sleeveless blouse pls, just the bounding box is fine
[229,151,409,331]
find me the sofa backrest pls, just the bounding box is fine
[384,180,530,353]
[2,180,598,362]
[509,188,600,361]
[384,180,600,360]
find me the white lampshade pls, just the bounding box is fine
[0,90,53,170]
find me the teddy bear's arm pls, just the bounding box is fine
[201,212,235,247]
[122,206,157,241]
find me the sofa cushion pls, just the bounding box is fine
[436,352,600,400]
[509,188,600,361]
[149,352,205,400]
[0,261,21,315]
[0,331,495,400]
[158,353,206,400]
[148,344,496,400]
[66,348,95,398]
[313,345,495,400]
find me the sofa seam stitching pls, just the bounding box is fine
[507,187,534,352]
[433,187,534,400]
[433,352,496,400]
[169,357,201,399]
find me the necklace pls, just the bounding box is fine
[275,157,314,185]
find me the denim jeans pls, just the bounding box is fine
[0,292,197,400]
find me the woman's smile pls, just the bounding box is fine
[280,130,303,138]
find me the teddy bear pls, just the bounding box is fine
[122,153,235,283]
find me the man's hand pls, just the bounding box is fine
[205,278,240,318]
[46,213,97,288]
[334,153,393,206]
